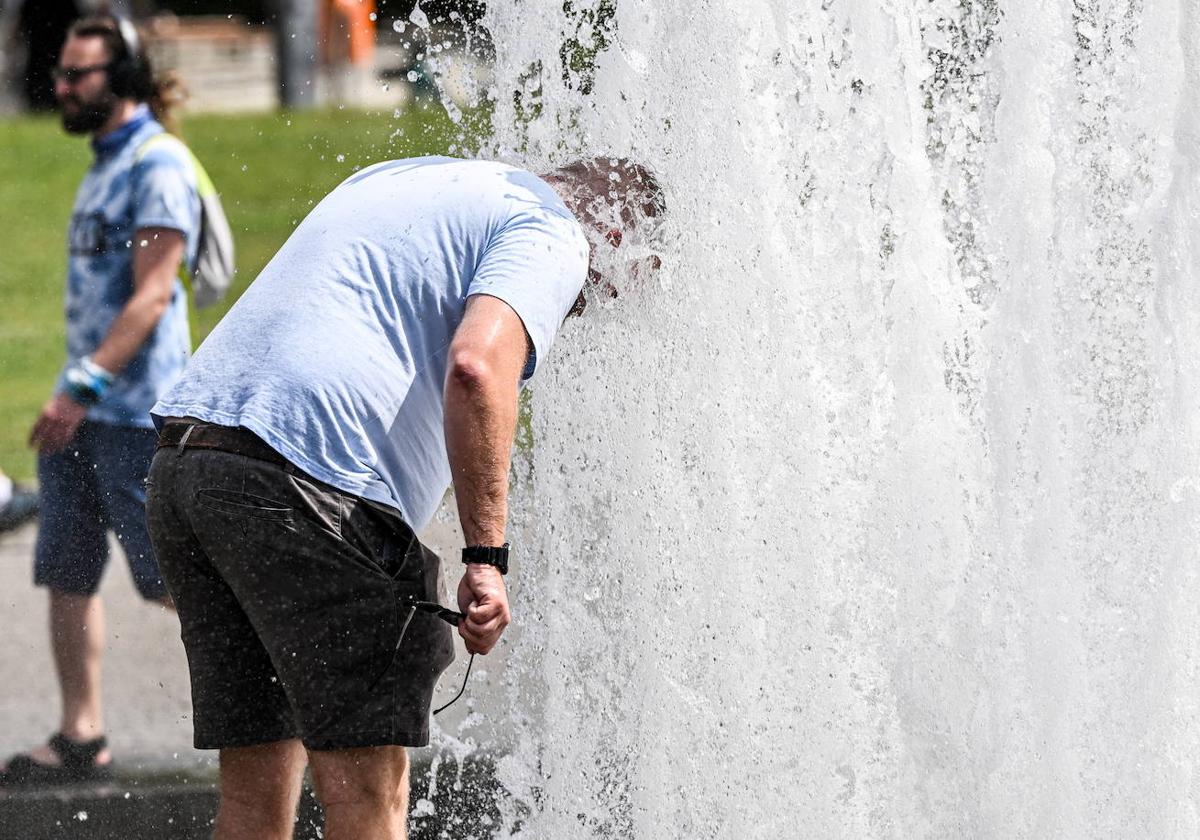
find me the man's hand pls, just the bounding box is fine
[29,393,88,454]
[456,564,511,654]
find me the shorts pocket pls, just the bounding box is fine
[195,488,295,523]
[287,473,343,537]
[378,530,423,585]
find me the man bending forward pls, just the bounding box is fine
[145,155,663,840]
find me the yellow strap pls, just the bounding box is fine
[135,133,217,199]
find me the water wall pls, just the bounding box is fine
[444,1,1200,836]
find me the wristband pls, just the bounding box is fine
[62,356,115,407]
[462,543,510,575]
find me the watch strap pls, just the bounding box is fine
[461,542,509,575]
[62,356,115,407]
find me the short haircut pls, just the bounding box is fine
[548,157,666,230]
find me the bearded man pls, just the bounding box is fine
[1,15,199,786]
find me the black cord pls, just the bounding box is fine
[433,652,475,715]
[310,599,472,734]
[404,599,475,716]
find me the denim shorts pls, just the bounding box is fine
[35,420,166,600]
[145,423,456,751]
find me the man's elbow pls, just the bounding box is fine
[447,349,496,395]
[141,286,174,321]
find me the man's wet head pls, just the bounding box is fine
[542,157,666,315]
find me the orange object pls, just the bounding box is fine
[320,0,376,66]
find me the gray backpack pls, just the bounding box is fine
[136,134,235,308]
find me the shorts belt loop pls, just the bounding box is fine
[176,424,195,456]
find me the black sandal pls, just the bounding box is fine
[0,733,114,787]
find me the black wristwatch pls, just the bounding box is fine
[462,543,510,575]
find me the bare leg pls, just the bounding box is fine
[0,590,111,770]
[310,746,410,840]
[214,740,307,840]
[51,590,106,743]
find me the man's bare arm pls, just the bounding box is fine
[443,294,529,654]
[91,227,184,374]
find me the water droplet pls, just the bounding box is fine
[407,71,420,83]
[409,2,430,29]
[336,154,345,163]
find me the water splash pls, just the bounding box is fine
[460,1,1200,837]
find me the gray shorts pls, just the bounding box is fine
[145,421,455,751]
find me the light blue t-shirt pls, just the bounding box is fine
[153,156,588,529]
[63,105,199,428]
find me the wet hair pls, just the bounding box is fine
[67,14,188,135]
[546,157,666,233]
[545,158,666,316]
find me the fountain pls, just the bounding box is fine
[428,1,1200,837]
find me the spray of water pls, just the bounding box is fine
[441,1,1200,837]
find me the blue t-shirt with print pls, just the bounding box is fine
[62,105,198,428]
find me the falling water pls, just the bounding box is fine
[445,1,1200,837]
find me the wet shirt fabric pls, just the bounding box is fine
[152,156,589,530]
[64,105,199,427]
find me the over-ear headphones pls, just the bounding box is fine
[106,14,153,100]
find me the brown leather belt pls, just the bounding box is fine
[157,419,293,471]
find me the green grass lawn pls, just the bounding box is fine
[0,103,482,481]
